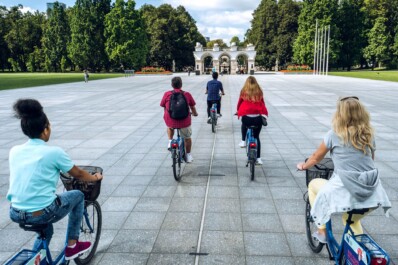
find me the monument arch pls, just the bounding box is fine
[194,42,256,75]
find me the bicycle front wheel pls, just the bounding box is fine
[74,201,102,265]
[172,149,182,181]
[305,199,324,253]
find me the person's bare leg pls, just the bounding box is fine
[185,138,192,153]
[167,128,174,140]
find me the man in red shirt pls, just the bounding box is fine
[160,77,198,163]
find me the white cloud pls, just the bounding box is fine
[197,10,252,42]
[10,5,37,14]
[163,0,258,11]
[196,10,252,27]
[165,2,256,43]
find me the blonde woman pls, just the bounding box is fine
[297,96,391,243]
[237,76,268,165]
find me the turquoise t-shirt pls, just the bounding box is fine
[7,139,74,211]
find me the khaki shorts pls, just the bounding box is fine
[178,126,192,139]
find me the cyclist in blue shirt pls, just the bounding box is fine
[206,72,224,124]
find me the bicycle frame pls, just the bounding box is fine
[210,103,217,121]
[5,228,68,265]
[170,129,185,162]
[246,128,257,161]
[325,217,355,264]
[325,210,390,265]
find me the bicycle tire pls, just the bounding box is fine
[250,159,255,181]
[74,201,102,265]
[172,149,181,181]
[305,199,324,253]
[211,118,216,133]
[249,149,256,181]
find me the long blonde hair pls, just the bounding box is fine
[240,76,263,102]
[332,97,374,154]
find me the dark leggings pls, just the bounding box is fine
[241,116,262,158]
[207,100,221,117]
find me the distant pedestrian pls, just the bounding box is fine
[84,70,89,83]
[188,67,191,76]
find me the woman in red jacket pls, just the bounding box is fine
[237,76,268,165]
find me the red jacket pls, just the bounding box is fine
[237,97,268,117]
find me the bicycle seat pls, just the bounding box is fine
[19,223,48,232]
[248,125,258,129]
[346,208,370,215]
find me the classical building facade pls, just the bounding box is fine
[193,42,256,75]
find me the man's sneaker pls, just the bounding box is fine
[65,241,92,260]
[256,158,263,165]
[239,141,246,148]
[217,113,222,117]
[186,153,193,163]
[207,117,211,124]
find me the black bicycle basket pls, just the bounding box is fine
[305,158,334,187]
[60,166,102,201]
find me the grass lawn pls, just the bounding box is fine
[0,73,125,91]
[329,70,398,82]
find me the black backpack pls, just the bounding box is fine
[169,91,189,120]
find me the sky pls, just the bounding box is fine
[0,0,260,44]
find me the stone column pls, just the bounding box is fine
[213,60,219,73]
[231,60,238,75]
[195,60,202,75]
[248,60,255,71]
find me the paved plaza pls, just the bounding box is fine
[0,74,397,265]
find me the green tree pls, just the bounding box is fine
[172,6,206,70]
[274,0,301,68]
[293,0,339,66]
[336,0,367,71]
[5,6,45,71]
[68,0,110,71]
[104,0,148,70]
[246,0,278,69]
[141,4,205,70]
[363,0,398,69]
[0,6,11,71]
[230,36,241,46]
[363,17,389,69]
[42,2,70,72]
[141,4,174,69]
[206,39,227,49]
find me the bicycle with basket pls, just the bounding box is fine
[6,166,103,265]
[303,158,391,265]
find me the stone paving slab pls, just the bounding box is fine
[0,74,397,265]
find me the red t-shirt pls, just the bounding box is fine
[237,97,268,117]
[160,88,196,128]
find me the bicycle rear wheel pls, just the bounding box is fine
[211,118,216,133]
[305,199,324,253]
[74,201,102,265]
[249,149,256,181]
[172,149,182,181]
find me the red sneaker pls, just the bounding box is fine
[65,241,92,260]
